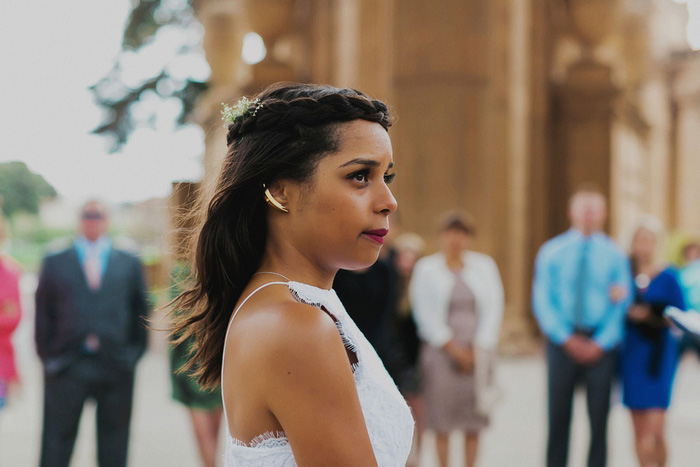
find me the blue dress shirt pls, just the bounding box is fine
[74,236,112,279]
[533,229,633,349]
[679,259,700,312]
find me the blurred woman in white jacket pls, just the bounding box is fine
[410,211,504,467]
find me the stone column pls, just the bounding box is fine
[194,0,247,184]
[240,0,298,94]
[332,0,395,102]
[193,0,301,195]
[670,56,700,234]
[549,0,620,234]
[164,0,248,269]
[500,0,541,353]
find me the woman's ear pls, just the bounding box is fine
[265,180,295,214]
[266,181,288,204]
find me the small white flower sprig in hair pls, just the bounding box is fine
[221,97,263,127]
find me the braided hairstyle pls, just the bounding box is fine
[171,82,392,388]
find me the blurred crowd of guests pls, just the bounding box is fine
[332,208,506,467]
[334,186,700,467]
[534,187,700,467]
[0,201,152,467]
[0,189,699,467]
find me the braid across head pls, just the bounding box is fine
[171,82,393,388]
[226,83,391,146]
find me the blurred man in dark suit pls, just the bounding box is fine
[35,200,150,467]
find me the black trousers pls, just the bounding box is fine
[546,341,617,467]
[39,357,135,467]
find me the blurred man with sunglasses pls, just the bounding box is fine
[35,200,150,467]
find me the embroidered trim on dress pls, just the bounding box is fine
[287,287,323,310]
[288,285,360,372]
[230,430,289,449]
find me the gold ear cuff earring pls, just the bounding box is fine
[262,184,289,213]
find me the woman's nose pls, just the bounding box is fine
[377,184,398,215]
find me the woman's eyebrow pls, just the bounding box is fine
[338,158,394,169]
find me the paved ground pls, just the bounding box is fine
[3,275,700,466]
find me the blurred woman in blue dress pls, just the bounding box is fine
[620,216,687,467]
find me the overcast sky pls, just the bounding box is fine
[0,1,206,205]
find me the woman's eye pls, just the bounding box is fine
[384,173,396,184]
[349,170,370,183]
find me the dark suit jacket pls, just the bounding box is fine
[35,243,150,375]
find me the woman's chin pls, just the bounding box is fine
[340,253,382,271]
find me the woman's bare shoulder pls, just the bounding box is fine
[222,285,375,464]
[226,286,342,364]
[245,298,373,465]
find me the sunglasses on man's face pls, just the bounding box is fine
[81,212,105,221]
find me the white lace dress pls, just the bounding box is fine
[222,280,415,466]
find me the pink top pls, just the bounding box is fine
[0,257,21,382]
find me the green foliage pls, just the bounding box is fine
[123,0,164,50]
[0,162,57,218]
[6,213,73,272]
[668,230,700,267]
[8,241,50,273]
[123,0,198,50]
[91,0,207,152]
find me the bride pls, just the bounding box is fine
[171,82,414,466]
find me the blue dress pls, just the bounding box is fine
[620,267,687,409]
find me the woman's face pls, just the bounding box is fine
[285,119,397,272]
[440,228,472,256]
[631,227,657,262]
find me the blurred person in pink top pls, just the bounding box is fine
[0,215,21,410]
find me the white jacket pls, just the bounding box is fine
[409,250,505,350]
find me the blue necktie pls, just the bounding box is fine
[574,239,591,330]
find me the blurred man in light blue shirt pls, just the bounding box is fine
[533,188,632,467]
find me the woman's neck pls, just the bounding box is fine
[258,248,336,290]
[444,251,464,271]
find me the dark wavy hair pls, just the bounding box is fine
[170,82,392,388]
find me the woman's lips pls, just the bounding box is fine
[362,228,388,245]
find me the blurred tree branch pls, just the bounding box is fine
[124,0,169,50]
[90,0,208,152]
